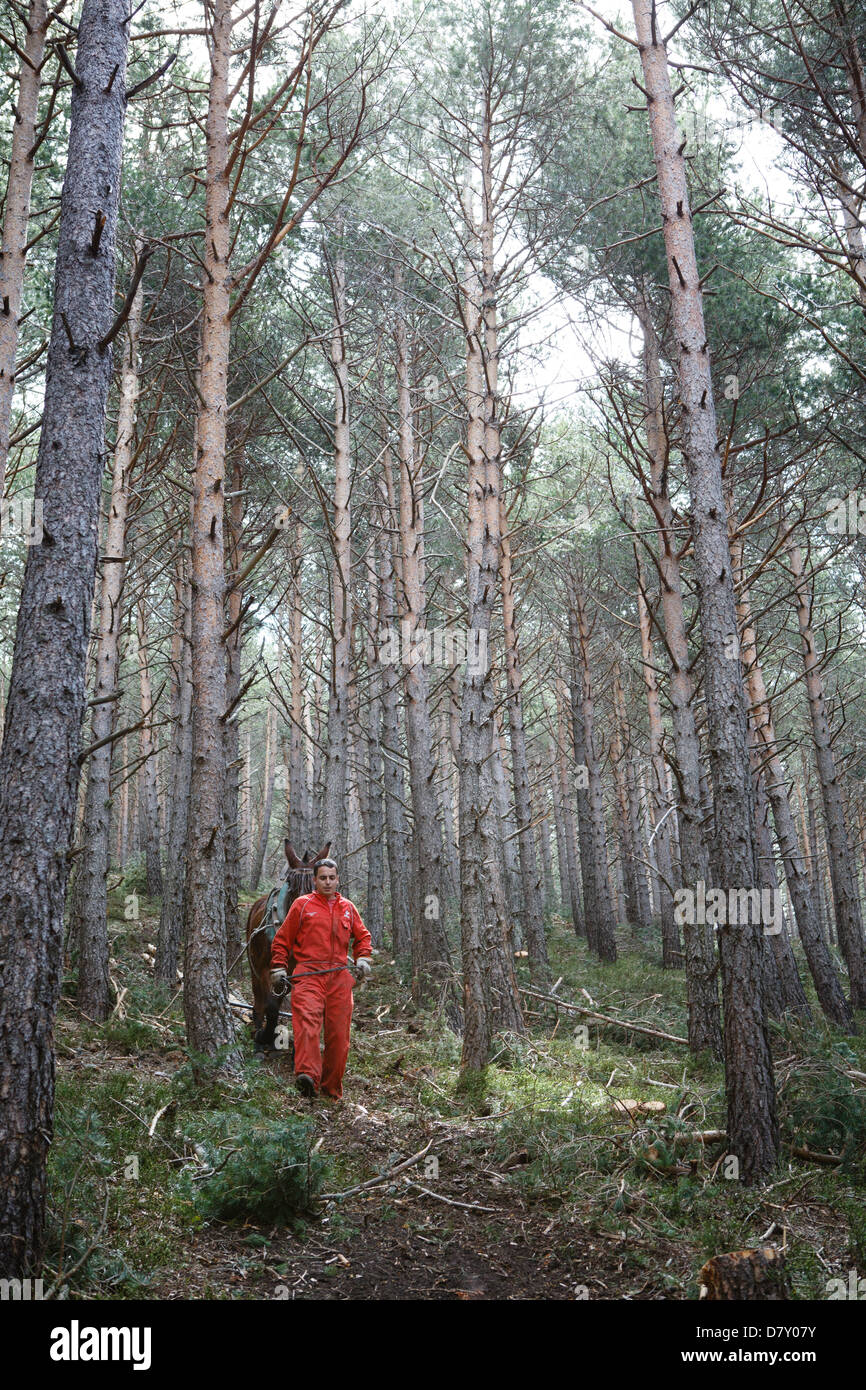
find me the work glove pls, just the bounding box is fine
[270,968,288,992]
[354,957,372,980]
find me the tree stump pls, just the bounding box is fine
[699,1248,789,1300]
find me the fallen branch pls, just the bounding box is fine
[518,986,689,1045]
[320,1139,434,1202]
[668,1129,842,1166]
[402,1177,499,1213]
[787,1143,843,1167]
[227,997,291,1023]
[672,1129,726,1146]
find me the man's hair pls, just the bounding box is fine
[313,857,338,876]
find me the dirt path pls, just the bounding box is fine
[149,1059,681,1301]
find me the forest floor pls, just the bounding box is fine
[48,887,866,1301]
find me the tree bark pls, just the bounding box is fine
[364,540,385,947]
[554,678,585,936]
[157,556,192,983]
[0,0,51,496]
[499,492,548,981]
[135,598,163,897]
[74,251,143,1018]
[632,504,679,965]
[566,573,617,961]
[612,661,653,933]
[732,534,852,1027]
[787,532,866,1008]
[0,0,129,1276]
[223,454,243,966]
[535,753,555,911]
[393,266,453,1006]
[459,140,523,1066]
[183,0,237,1065]
[288,519,308,851]
[633,0,778,1180]
[321,245,352,856]
[376,465,413,960]
[748,718,812,1019]
[635,287,721,1055]
[250,700,277,891]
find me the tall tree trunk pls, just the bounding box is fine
[612,661,653,933]
[633,0,777,1180]
[0,0,51,496]
[117,734,129,868]
[223,455,244,968]
[635,287,721,1055]
[535,754,555,910]
[376,469,413,960]
[555,676,586,936]
[566,574,617,960]
[732,535,852,1027]
[491,712,523,936]
[240,724,252,885]
[74,251,143,1017]
[364,543,385,947]
[322,245,352,855]
[288,520,308,851]
[748,719,811,1019]
[439,703,460,899]
[183,0,236,1065]
[499,493,548,981]
[157,557,192,983]
[0,0,129,1276]
[632,506,680,965]
[135,599,163,898]
[250,701,277,891]
[787,533,866,1007]
[345,672,365,900]
[393,267,453,1005]
[459,140,523,1067]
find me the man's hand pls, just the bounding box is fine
[270,967,288,992]
[354,957,372,980]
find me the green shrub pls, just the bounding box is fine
[114,855,149,898]
[180,1111,326,1224]
[777,1041,866,1175]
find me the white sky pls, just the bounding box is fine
[146,0,796,419]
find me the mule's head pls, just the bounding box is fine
[284,839,332,871]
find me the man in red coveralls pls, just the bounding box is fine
[270,858,372,1099]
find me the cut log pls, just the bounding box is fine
[611,1099,667,1118]
[699,1248,789,1300]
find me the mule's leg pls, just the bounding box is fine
[255,988,281,1051]
[251,972,265,1036]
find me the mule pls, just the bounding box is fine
[245,838,331,1052]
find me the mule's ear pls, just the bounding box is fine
[313,840,332,864]
[285,839,301,870]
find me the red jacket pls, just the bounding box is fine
[271,890,372,973]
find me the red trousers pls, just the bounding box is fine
[291,966,354,1098]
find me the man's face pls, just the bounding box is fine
[314,865,339,898]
